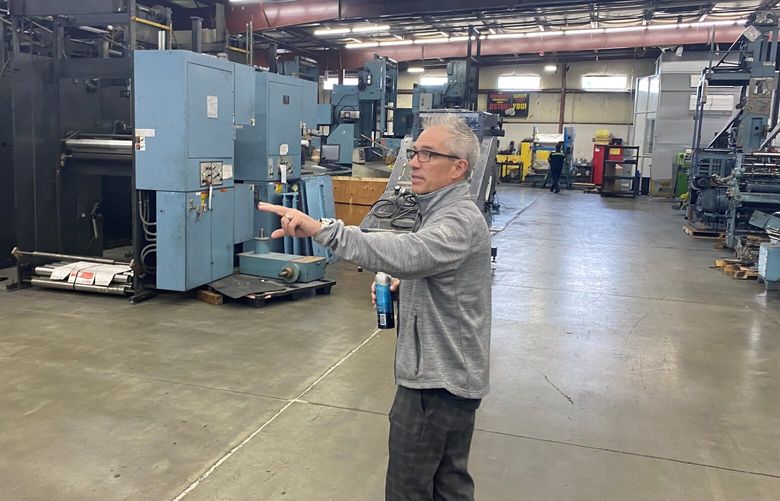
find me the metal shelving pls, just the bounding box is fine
[601,145,640,197]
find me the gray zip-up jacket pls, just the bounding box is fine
[314,181,491,399]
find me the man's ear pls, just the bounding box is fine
[452,159,469,179]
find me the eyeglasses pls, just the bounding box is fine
[405,148,461,163]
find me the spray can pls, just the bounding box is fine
[375,272,395,329]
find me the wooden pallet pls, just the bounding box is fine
[683,223,722,239]
[713,259,759,280]
[198,279,336,307]
[241,279,336,308]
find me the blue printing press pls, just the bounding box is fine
[134,50,331,292]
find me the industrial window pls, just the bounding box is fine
[581,75,628,91]
[420,75,448,86]
[323,77,358,90]
[497,75,541,90]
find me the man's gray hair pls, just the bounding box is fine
[422,114,480,179]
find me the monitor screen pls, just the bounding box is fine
[321,144,340,163]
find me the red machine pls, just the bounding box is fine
[592,144,624,185]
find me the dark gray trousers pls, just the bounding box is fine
[386,386,477,501]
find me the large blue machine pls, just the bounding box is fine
[233,69,332,278]
[134,50,255,291]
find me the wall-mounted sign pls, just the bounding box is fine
[487,92,530,118]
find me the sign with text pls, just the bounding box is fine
[487,92,530,118]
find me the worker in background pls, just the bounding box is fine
[548,141,566,193]
[258,113,492,501]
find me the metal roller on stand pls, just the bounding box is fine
[11,248,136,297]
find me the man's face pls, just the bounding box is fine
[408,125,469,195]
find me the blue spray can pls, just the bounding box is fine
[375,272,395,329]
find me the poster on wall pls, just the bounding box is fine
[487,92,530,118]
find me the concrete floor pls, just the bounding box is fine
[1,186,779,500]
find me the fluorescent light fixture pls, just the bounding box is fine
[564,28,605,35]
[345,41,379,49]
[414,37,450,44]
[407,67,425,73]
[352,25,390,33]
[488,33,526,39]
[544,65,557,72]
[449,36,469,42]
[315,27,351,36]
[498,75,541,90]
[420,75,448,86]
[380,40,413,46]
[581,75,628,91]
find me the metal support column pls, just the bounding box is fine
[191,17,203,54]
[558,64,568,133]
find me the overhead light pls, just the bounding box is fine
[544,65,557,72]
[380,40,413,46]
[449,36,470,42]
[315,27,351,36]
[345,41,380,49]
[535,31,563,37]
[407,67,425,73]
[352,25,390,33]
[414,37,450,44]
[488,33,526,40]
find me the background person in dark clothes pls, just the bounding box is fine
[259,113,491,501]
[548,142,566,193]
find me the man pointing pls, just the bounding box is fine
[259,113,492,501]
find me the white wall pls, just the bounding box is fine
[396,58,655,162]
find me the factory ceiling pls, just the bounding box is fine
[225,0,774,67]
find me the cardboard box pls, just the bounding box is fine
[332,176,388,206]
[335,203,373,226]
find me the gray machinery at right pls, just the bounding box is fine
[688,10,780,248]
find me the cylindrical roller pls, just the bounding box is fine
[64,138,133,153]
[745,183,780,193]
[33,266,132,284]
[30,278,130,295]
